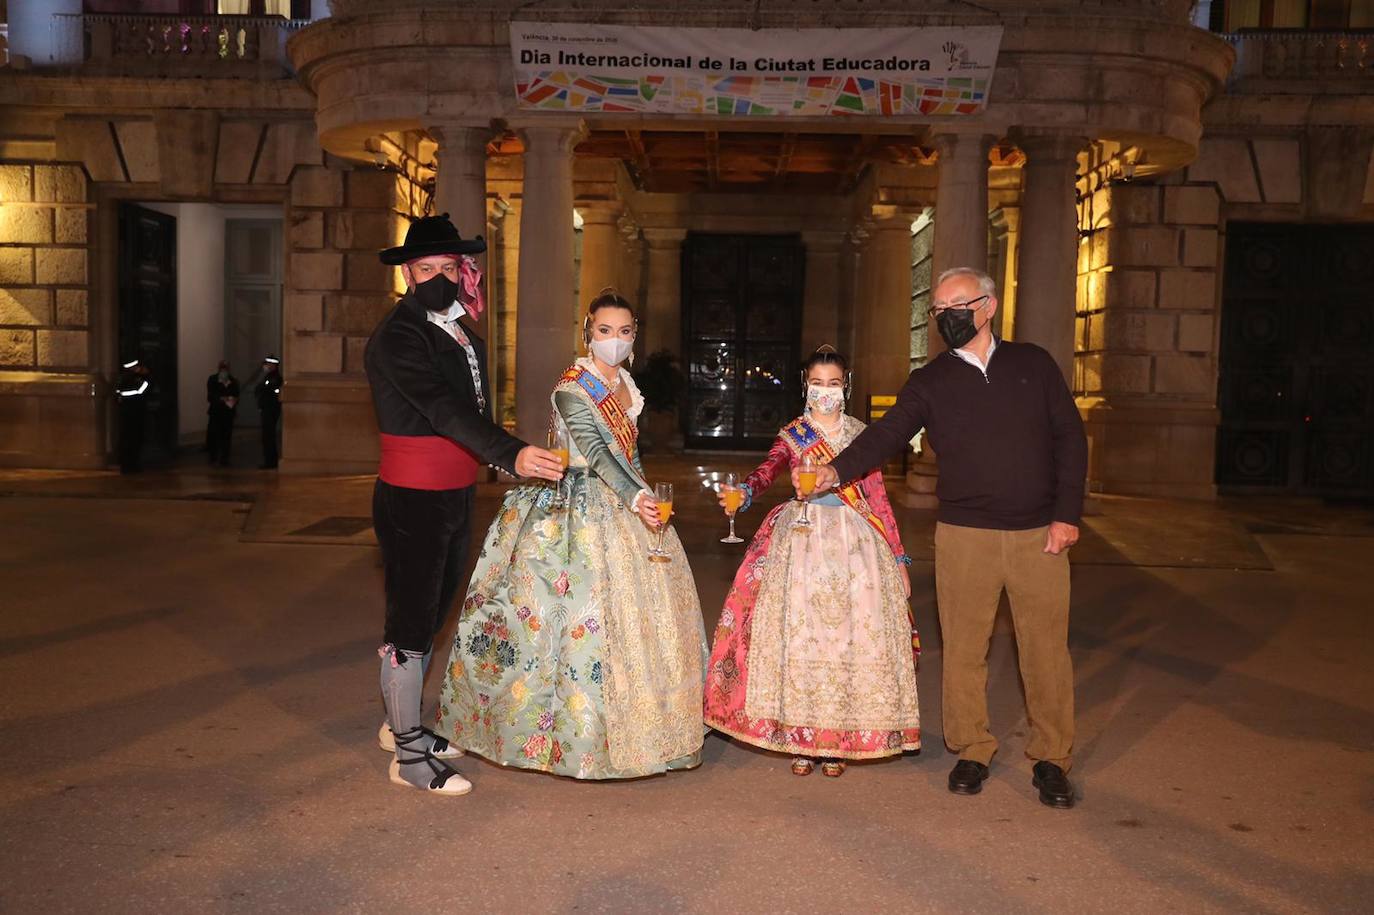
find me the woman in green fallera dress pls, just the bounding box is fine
[433,291,707,779]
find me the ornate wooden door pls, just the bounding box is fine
[1218,223,1374,495]
[682,234,804,449]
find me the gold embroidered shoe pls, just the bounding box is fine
[791,757,814,776]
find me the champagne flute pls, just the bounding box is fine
[720,472,744,544]
[795,454,818,530]
[548,422,571,509]
[648,481,674,562]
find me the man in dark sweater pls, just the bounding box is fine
[802,266,1088,808]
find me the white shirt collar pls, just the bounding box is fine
[952,335,998,373]
[425,301,464,324]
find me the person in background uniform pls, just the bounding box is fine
[206,360,239,467]
[256,355,282,469]
[116,357,151,474]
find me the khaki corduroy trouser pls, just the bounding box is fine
[934,522,1075,770]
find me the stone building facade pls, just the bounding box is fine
[1,0,1371,498]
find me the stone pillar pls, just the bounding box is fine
[1014,133,1086,382]
[576,201,624,339]
[514,124,580,444]
[641,227,687,361]
[800,229,844,353]
[932,138,994,288]
[863,209,916,412]
[617,214,644,308]
[844,222,873,414]
[430,123,492,342]
[988,206,1021,340]
[909,133,992,506]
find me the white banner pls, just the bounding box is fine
[511,23,1003,117]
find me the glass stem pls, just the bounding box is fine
[728,514,737,539]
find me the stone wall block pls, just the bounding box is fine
[1181,228,1218,269]
[54,208,88,245]
[1105,226,1180,268]
[288,252,343,291]
[1077,235,1093,274]
[0,165,33,202]
[215,121,262,185]
[331,211,395,250]
[345,335,369,374]
[1153,354,1214,396]
[35,248,88,285]
[36,329,87,367]
[0,329,35,366]
[1082,353,1151,394]
[1104,311,1175,351]
[346,171,394,210]
[289,333,344,373]
[0,249,36,284]
[1104,268,1157,310]
[1101,185,1160,227]
[1177,313,1214,353]
[1163,185,1220,225]
[34,165,88,204]
[286,292,324,332]
[289,211,325,249]
[1157,269,1216,310]
[55,289,88,326]
[290,167,344,208]
[0,207,53,244]
[326,293,389,335]
[1,288,52,326]
[345,253,391,292]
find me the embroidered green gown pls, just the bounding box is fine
[433,358,707,779]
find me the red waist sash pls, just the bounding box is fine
[378,434,479,490]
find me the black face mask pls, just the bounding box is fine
[413,273,459,314]
[935,305,982,350]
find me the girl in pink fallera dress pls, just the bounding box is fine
[703,346,920,777]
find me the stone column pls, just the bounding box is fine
[800,229,844,353]
[863,209,916,412]
[430,123,492,341]
[1014,133,1086,382]
[617,214,644,307]
[908,133,991,506]
[575,201,624,340]
[930,132,995,362]
[641,227,687,361]
[988,206,1021,340]
[844,222,872,414]
[514,124,580,444]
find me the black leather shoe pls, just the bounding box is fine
[947,759,989,795]
[1032,761,1075,809]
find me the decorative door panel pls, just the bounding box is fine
[682,234,804,448]
[1218,223,1374,494]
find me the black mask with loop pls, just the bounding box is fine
[935,296,989,350]
[413,273,460,314]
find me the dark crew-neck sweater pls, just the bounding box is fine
[830,340,1088,530]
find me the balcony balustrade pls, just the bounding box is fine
[49,13,309,78]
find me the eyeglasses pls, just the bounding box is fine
[928,295,990,318]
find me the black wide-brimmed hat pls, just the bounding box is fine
[378,213,486,265]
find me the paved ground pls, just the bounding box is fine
[1,460,1372,914]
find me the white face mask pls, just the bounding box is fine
[807,384,845,415]
[590,337,634,367]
